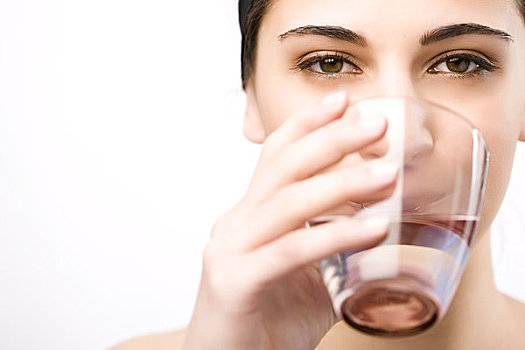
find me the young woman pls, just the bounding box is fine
[113,0,525,348]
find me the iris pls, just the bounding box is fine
[320,57,344,73]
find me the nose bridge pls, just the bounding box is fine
[357,51,433,162]
[374,54,417,98]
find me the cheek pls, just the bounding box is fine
[254,88,298,132]
[253,45,343,133]
[478,119,516,229]
[463,96,520,233]
[418,76,520,233]
[254,75,336,133]
[253,40,311,132]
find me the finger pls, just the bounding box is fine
[251,217,389,286]
[257,91,349,165]
[258,113,387,193]
[245,161,398,249]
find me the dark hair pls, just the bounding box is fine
[240,0,525,88]
[240,0,272,88]
[519,0,525,22]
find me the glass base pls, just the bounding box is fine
[341,278,438,337]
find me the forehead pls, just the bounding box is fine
[264,0,522,39]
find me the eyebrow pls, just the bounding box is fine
[278,23,513,46]
[419,23,513,45]
[278,25,368,47]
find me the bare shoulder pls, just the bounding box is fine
[109,328,187,350]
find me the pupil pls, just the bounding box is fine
[446,57,470,73]
[320,58,343,73]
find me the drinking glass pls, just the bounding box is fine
[307,97,489,337]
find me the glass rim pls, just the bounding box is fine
[347,95,482,136]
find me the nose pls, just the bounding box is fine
[356,60,434,164]
[359,102,434,165]
[403,109,435,166]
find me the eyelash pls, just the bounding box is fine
[293,51,499,79]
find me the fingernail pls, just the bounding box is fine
[363,216,390,232]
[322,91,347,106]
[371,162,399,179]
[359,115,386,130]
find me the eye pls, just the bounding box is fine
[313,57,354,74]
[434,57,478,73]
[295,53,362,77]
[428,53,498,76]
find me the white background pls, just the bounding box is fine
[0,1,524,350]
[0,1,259,349]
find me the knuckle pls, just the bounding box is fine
[260,129,286,157]
[210,200,252,238]
[209,214,229,240]
[202,239,220,268]
[259,141,275,161]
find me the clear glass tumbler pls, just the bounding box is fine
[307,97,489,337]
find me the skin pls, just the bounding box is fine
[111,0,525,349]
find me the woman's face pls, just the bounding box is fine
[244,0,525,234]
